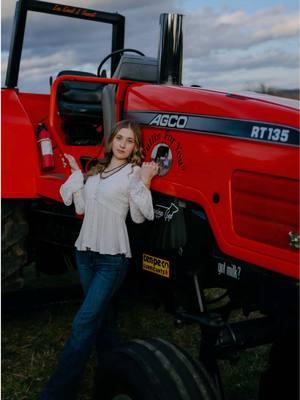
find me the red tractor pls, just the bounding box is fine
[2,1,299,399]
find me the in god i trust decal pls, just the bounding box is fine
[151,143,172,176]
[143,132,185,176]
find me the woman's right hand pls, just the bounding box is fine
[64,153,80,173]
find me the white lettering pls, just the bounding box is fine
[168,115,178,128]
[217,261,242,280]
[259,127,267,139]
[176,116,188,128]
[251,125,290,143]
[272,128,281,141]
[154,209,164,219]
[267,127,273,140]
[280,129,289,142]
[149,114,162,126]
[218,261,226,275]
[160,114,169,127]
[149,114,188,129]
[227,264,238,279]
[251,126,260,138]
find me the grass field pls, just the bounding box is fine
[2,288,270,400]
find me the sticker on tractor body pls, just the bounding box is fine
[150,143,172,176]
[142,253,170,278]
[125,111,299,147]
[217,260,242,280]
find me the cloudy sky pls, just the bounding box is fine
[1,0,299,93]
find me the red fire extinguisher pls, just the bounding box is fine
[37,123,54,169]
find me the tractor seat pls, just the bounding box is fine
[102,55,158,141]
[56,70,104,121]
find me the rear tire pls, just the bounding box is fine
[95,338,221,400]
[2,200,29,290]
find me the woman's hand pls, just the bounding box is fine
[64,153,80,173]
[140,161,159,188]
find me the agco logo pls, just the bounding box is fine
[149,114,188,128]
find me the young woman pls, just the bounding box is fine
[40,120,159,400]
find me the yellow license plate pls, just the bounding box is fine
[142,253,170,278]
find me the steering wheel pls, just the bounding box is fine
[97,48,145,77]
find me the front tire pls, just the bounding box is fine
[95,338,221,400]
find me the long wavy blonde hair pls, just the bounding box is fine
[87,119,144,176]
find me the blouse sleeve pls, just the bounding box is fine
[59,170,85,215]
[129,166,154,223]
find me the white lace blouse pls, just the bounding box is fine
[60,164,154,257]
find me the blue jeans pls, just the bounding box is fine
[40,251,128,400]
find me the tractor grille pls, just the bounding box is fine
[231,171,299,250]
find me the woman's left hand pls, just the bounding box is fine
[140,161,159,188]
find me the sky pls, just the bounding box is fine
[1,0,299,93]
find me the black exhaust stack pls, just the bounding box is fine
[158,13,183,85]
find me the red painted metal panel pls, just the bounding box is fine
[125,84,299,128]
[18,92,50,126]
[2,81,299,279]
[36,174,65,202]
[1,89,42,197]
[125,84,299,279]
[232,172,299,250]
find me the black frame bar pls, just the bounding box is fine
[5,0,125,88]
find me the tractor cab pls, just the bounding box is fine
[53,54,158,147]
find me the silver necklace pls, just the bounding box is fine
[100,162,128,179]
